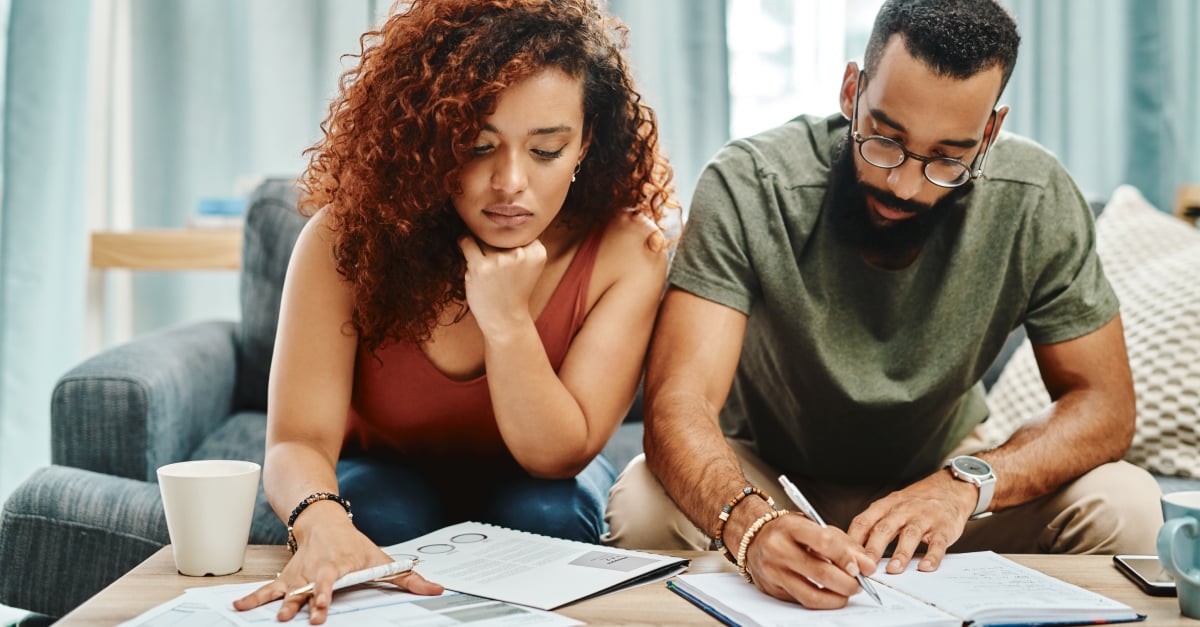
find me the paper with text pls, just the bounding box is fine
[879,551,1137,625]
[669,552,1142,627]
[119,579,581,627]
[672,572,958,627]
[382,521,689,609]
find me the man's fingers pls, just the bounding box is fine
[799,550,863,597]
[919,531,953,572]
[859,514,900,565]
[754,518,868,599]
[886,523,926,573]
[798,526,876,583]
[759,567,854,610]
[845,510,878,548]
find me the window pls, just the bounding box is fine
[727,0,884,139]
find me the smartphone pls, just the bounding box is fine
[1113,554,1176,596]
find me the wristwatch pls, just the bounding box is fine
[945,455,995,520]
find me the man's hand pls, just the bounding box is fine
[847,470,978,574]
[745,513,877,608]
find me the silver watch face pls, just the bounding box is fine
[952,456,992,477]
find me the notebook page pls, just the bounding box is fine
[877,551,1137,624]
[671,572,958,627]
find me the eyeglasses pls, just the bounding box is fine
[850,70,999,188]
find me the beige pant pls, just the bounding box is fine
[603,438,1163,555]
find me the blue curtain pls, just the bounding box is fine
[0,0,91,502]
[0,0,375,504]
[1002,0,1200,211]
[128,0,376,335]
[608,0,729,213]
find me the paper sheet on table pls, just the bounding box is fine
[381,521,690,610]
[118,578,581,627]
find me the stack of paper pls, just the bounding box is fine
[120,580,581,626]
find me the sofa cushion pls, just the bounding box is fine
[190,410,289,545]
[980,185,1200,480]
[236,179,307,411]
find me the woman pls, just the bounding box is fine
[234,0,676,622]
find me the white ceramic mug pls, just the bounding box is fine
[157,459,261,576]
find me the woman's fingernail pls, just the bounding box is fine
[845,561,861,577]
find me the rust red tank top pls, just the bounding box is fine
[344,228,604,464]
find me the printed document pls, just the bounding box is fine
[119,579,581,626]
[381,521,690,610]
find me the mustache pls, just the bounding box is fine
[860,183,937,216]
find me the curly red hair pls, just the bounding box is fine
[298,0,677,353]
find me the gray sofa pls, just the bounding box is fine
[1,179,1195,621]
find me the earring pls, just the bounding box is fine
[571,161,582,183]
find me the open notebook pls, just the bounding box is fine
[668,551,1144,627]
[382,521,689,610]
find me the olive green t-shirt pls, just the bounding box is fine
[669,114,1118,485]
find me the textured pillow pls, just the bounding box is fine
[980,185,1200,478]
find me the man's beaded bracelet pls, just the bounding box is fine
[736,509,790,583]
[286,492,353,554]
[712,486,777,565]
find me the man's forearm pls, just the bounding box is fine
[978,315,1136,512]
[643,386,779,552]
[980,388,1133,511]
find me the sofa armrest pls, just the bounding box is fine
[0,465,169,617]
[52,320,239,481]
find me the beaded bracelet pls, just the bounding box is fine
[713,486,777,565]
[736,509,790,583]
[286,492,353,554]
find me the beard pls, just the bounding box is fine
[827,131,972,263]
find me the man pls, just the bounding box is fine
[603,0,1162,609]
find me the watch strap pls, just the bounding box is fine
[971,474,995,518]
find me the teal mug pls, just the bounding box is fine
[1157,490,1200,618]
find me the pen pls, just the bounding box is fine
[777,475,883,606]
[286,558,418,598]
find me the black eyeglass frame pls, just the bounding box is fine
[850,70,1001,189]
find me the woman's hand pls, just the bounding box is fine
[232,522,443,624]
[459,236,546,337]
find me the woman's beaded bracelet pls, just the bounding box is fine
[713,486,777,565]
[286,492,353,554]
[736,509,790,583]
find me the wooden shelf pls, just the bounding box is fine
[90,229,242,270]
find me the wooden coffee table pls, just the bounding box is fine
[57,546,1193,625]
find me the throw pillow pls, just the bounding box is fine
[980,185,1200,478]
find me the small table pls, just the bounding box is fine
[57,547,1193,625]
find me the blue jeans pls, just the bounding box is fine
[336,454,616,545]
